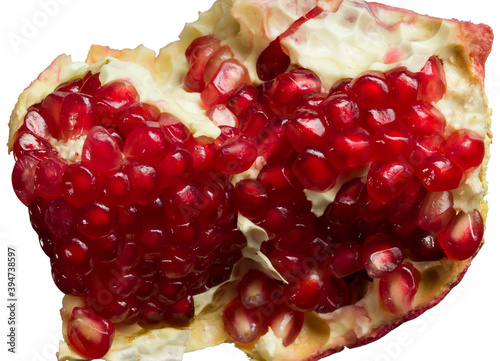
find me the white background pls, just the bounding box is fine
[0,1,498,361]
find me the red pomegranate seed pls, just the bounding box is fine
[326,126,371,169]
[388,178,427,225]
[268,250,302,281]
[158,113,191,147]
[386,67,423,103]
[362,233,404,278]
[55,78,83,93]
[100,166,131,207]
[408,135,444,167]
[184,35,221,92]
[201,59,251,107]
[298,92,328,110]
[258,162,301,204]
[54,234,94,276]
[215,136,258,174]
[80,73,101,95]
[60,93,98,141]
[67,307,114,359]
[316,277,351,313]
[226,84,259,119]
[44,199,75,237]
[215,126,242,148]
[420,55,446,103]
[34,156,67,200]
[207,104,239,128]
[239,103,272,140]
[94,80,140,126]
[82,126,123,173]
[400,101,446,136]
[77,201,116,239]
[256,38,291,81]
[361,108,396,132]
[379,264,420,314]
[163,295,195,327]
[409,233,446,262]
[123,121,171,165]
[12,153,46,206]
[38,230,55,258]
[366,160,414,203]
[267,304,304,347]
[349,71,390,109]
[135,279,159,301]
[325,178,364,226]
[62,163,97,207]
[40,91,67,139]
[292,147,338,191]
[444,129,485,171]
[126,161,161,205]
[258,205,294,237]
[101,268,142,299]
[184,136,217,184]
[203,45,235,85]
[51,263,91,296]
[274,221,314,253]
[13,131,52,160]
[417,191,455,233]
[329,78,351,95]
[416,155,463,192]
[115,240,143,270]
[371,123,413,161]
[318,93,360,131]
[255,116,294,163]
[160,250,196,279]
[223,299,263,343]
[20,107,50,140]
[117,102,160,137]
[328,241,363,279]
[158,148,193,188]
[85,290,130,324]
[358,190,390,223]
[93,232,124,263]
[235,179,269,221]
[163,180,205,225]
[438,209,484,261]
[139,299,164,328]
[238,271,278,309]
[287,109,329,152]
[283,268,328,312]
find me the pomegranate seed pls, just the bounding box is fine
[12,153,45,206]
[438,209,484,260]
[139,299,164,328]
[54,234,94,276]
[62,163,97,207]
[160,251,196,279]
[255,116,294,163]
[325,178,364,226]
[55,78,83,93]
[287,109,329,152]
[51,263,91,296]
[379,264,420,314]
[329,78,352,95]
[386,67,422,103]
[158,113,191,147]
[292,147,338,191]
[235,179,269,221]
[420,55,446,103]
[158,148,193,188]
[223,299,263,343]
[20,107,50,140]
[135,279,159,301]
[267,69,322,115]
[267,304,304,346]
[34,156,67,200]
[82,126,123,173]
[201,59,251,107]
[184,35,221,92]
[123,121,171,165]
[239,103,272,140]
[40,91,67,139]
[371,123,413,161]
[326,126,371,169]
[328,241,363,278]
[94,80,140,126]
[226,84,259,118]
[38,231,55,258]
[401,101,446,136]
[207,104,239,128]
[215,136,258,174]
[100,166,131,207]
[29,197,49,233]
[358,191,390,223]
[256,38,291,81]
[409,233,446,262]
[349,71,390,109]
[44,199,75,237]
[126,161,161,205]
[283,268,328,312]
[163,180,205,224]
[85,290,130,324]
[13,131,52,160]
[60,93,98,141]
[138,226,169,259]
[258,162,301,204]
[361,108,396,132]
[67,307,114,359]
[93,232,124,263]
[117,102,160,137]
[445,129,485,171]
[362,233,404,278]
[238,271,278,309]
[115,240,143,270]
[408,135,444,167]
[298,92,328,110]
[417,191,455,233]
[366,160,414,203]
[80,73,101,95]
[258,204,294,237]
[388,178,427,225]
[316,277,351,313]
[204,45,235,84]
[163,295,195,327]
[416,155,463,192]
[268,250,302,281]
[184,136,217,184]
[77,201,116,239]
[274,221,314,253]
[318,93,360,131]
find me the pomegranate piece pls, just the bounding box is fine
[67,307,115,359]
[379,264,420,315]
[419,55,447,103]
[366,160,414,203]
[438,210,484,260]
[283,268,329,312]
[327,126,371,169]
[416,155,463,192]
[292,147,338,191]
[445,129,485,171]
[362,233,404,279]
[81,126,123,173]
[267,304,304,346]
[223,299,263,343]
[94,80,140,126]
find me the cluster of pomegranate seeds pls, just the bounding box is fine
[11,30,487,355]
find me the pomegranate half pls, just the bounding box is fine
[6,0,493,360]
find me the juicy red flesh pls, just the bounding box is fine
[11,33,487,356]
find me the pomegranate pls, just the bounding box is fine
[6,0,493,360]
